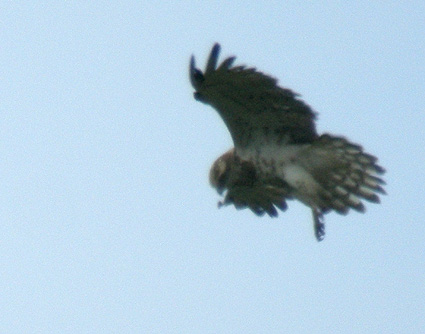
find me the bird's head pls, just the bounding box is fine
[209,149,235,195]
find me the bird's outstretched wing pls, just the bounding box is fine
[190,43,318,148]
[191,44,386,241]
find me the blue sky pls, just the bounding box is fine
[1,2,424,333]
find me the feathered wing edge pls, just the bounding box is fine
[190,43,237,89]
[305,134,386,241]
[205,43,221,74]
[219,183,289,218]
[312,134,386,215]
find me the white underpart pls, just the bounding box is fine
[283,164,321,201]
[237,143,321,205]
[237,142,305,165]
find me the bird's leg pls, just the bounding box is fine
[313,208,325,242]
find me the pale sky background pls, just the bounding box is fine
[1,2,425,333]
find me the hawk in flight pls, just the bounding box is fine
[189,43,385,241]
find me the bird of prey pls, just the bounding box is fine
[189,43,385,241]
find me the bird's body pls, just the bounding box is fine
[190,43,385,241]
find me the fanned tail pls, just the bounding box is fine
[312,134,386,215]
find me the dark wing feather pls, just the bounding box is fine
[210,150,290,217]
[190,43,318,148]
[220,173,290,218]
[220,184,289,218]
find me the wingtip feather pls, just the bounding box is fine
[218,56,236,70]
[189,55,197,87]
[205,43,221,74]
